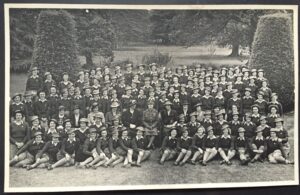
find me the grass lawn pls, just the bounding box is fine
[8,45,295,188]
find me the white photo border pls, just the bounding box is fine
[4,3,299,193]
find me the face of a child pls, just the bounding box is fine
[32,119,39,126]
[49,121,56,129]
[65,122,72,129]
[170,130,177,137]
[35,135,42,142]
[68,132,76,139]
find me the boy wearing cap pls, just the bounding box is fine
[274,118,290,159]
[174,129,192,166]
[132,127,152,167]
[218,125,236,165]
[10,131,45,168]
[266,128,293,164]
[27,132,61,170]
[202,126,218,166]
[235,127,251,165]
[249,126,265,163]
[26,67,42,94]
[48,128,80,170]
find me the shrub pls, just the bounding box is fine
[31,10,80,81]
[249,13,294,112]
[142,48,172,66]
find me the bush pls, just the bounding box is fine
[31,10,80,81]
[249,13,294,112]
[142,49,172,66]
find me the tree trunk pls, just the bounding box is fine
[85,51,93,66]
[229,43,239,57]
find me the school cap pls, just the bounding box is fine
[12,93,22,100]
[34,131,43,137]
[232,111,240,116]
[89,128,97,134]
[182,100,189,105]
[207,126,214,132]
[255,126,263,133]
[274,118,284,123]
[204,110,212,115]
[135,126,145,132]
[31,67,39,71]
[24,91,33,97]
[164,101,173,106]
[67,128,76,134]
[111,101,120,108]
[194,102,202,107]
[270,128,278,132]
[125,86,132,91]
[251,104,260,109]
[259,115,267,121]
[190,112,197,117]
[222,124,229,130]
[179,114,185,119]
[52,132,60,138]
[238,127,246,133]
[44,72,51,77]
[268,104,279,110]
[245,88,251,92]
[31,116,39,122]
[258,69,264,72]
[79,118,89,123]
[63,119,71,124]
[73,105,80,111]
[271,93,278,97]
[95,112,103,118]
[126,63,132,68]
[49,118,57,124]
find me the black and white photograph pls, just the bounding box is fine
[4,3,299,192]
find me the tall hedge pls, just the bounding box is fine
[31,10,79,81]
[249,14,294,112]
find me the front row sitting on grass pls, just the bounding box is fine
[10,120,293,170]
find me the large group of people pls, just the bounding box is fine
[9,62,293,171]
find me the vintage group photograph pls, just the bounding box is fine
[4,3,299,192]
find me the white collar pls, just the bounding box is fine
[255,136,264,140]
[221,135,231,139]
[14,120,23,125]
[136,136,144,140]
[168,136,176,140]
[181,136,190,140]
